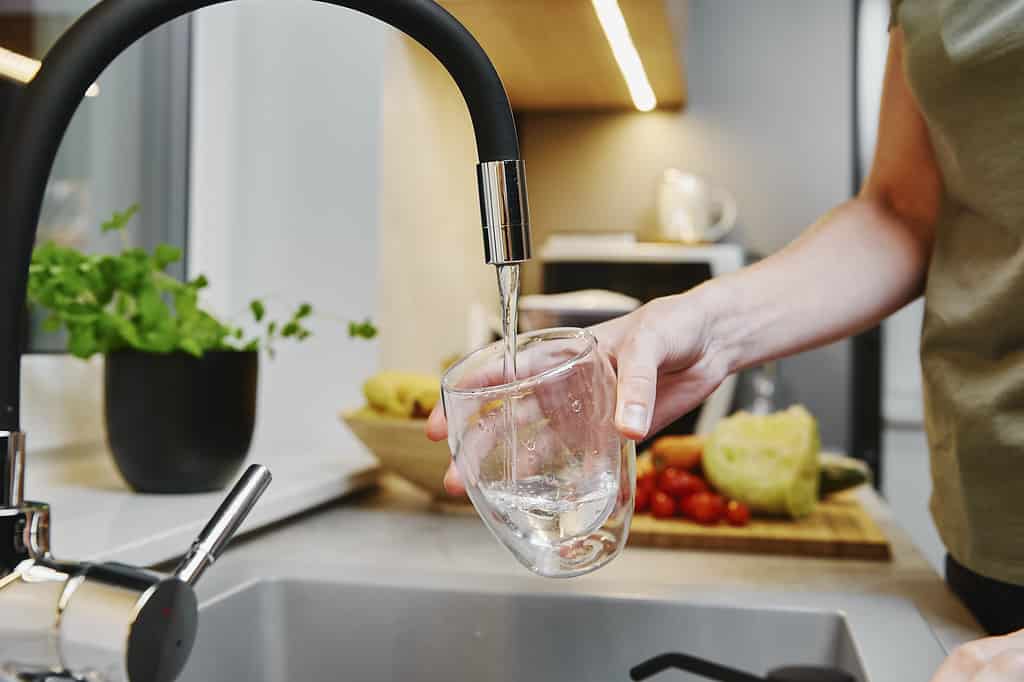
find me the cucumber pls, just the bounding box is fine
[818,452,871,498]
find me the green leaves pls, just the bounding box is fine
[28,206,234,359]
[137,286,164,325]
[67,325,98,359]
[348,319,378,340]
[248,301,317,357]
[101,204,140,233]
[180,338,203,357]
[153,244,182,270]
[29,205,377,360]
[250,300,265,322]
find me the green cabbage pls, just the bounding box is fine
[704,406,821,518]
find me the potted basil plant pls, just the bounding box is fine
[27,205,377,494]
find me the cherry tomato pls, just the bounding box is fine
[680,493,698,519]
[637,471,657,494]
[635,487,651,514]
[685,473,710,497]
[650,491,677,519]
[708,493,726,518]
[726,500,751,526]
[656,468,708,499]
[686,492,724,525]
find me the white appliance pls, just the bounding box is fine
[518,289,641,331]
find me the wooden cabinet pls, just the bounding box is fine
[438,0,686,111]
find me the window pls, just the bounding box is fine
[0,1,192,352]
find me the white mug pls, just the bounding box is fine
[656,169,737,244]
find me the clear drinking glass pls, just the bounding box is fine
[441,328,635,578]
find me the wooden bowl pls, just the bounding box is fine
[341,407,454,499]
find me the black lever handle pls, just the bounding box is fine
[629,653,857,682]
[630,653,765,682]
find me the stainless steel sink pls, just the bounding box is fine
[179,565,946,681]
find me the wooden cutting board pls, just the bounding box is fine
[628,491,892,561]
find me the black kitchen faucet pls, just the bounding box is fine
[0,2,530,680]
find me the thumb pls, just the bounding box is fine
[425,402,448,441]
[614,327,664,440]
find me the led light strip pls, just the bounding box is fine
[0,46,99,97]
[591,0,656,112]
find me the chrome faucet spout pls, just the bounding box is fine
[479,160,533,265]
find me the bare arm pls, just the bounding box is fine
[602,27,944,438]
[705,27,942,373]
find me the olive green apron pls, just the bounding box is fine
[892,0,1024,583]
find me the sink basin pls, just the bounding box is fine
[179,566,945,681]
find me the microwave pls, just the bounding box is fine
[539,234,745,442]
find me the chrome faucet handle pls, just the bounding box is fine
[0,463,272,682]
[175,464,272,585]
[1,431,50,577]
[2,430,26,507]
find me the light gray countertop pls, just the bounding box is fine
[197,475,983,656]
[30,440,377,565]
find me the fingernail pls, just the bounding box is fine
[620,403,649,434]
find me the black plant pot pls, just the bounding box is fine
[104,350,258,494]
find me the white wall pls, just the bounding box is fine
[190,1,385,454]
[21,356,104,452]
[518,0,855,448]
[375,37,499,374]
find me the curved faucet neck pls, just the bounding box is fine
[0,0,528,435]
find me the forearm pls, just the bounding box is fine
[700,195,932,373]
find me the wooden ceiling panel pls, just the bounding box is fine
[439,0,686,111]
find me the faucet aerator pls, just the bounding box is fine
[478,159,533,266]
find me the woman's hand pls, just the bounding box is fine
[426,288,734,496]
[931,630,1024,681]
[595,292,733,440]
